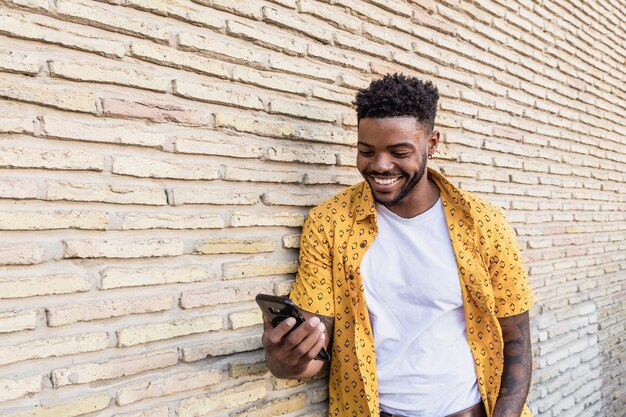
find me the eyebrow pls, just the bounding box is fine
[357,141,415,148]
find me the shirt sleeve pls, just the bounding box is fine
[488,207,534,318]
[289,209,335,317]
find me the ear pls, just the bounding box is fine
[428,130,440,155]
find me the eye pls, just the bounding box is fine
[358,150,374,156]
[392,152,410,158]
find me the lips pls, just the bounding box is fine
[368,174,404,193]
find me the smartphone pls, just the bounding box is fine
[255,294,331,362]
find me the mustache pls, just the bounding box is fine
[364,171,405,177]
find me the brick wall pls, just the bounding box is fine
[0,0,624,416]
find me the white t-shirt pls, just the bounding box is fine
[361,197,481,416]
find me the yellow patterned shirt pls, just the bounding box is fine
[290,168,534,417]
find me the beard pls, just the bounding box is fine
[368,151,428,207]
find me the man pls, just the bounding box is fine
[262,74,534,417]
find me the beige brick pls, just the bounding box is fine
[56,0,169,41]
[50,59,169,92]
[130,41,230,79]
[175,136,264,159]
[224,166,303,183]
[40,116,164,148]
[268,0,297,8]
[0,274,90,298]
[273,377,301,390]
[193,0,263,20]
[229,358,268,378]
[52,350,178,387]
[234,393,306,417]
[338,72,370,89]
[117,315,222,347]
[282,234,300,249]
[262,189,330,206]
[64,238,184,259]
[174,79,264,110]
[125,0,222,29]
[180,283,272,309]
[114,406,169,417]
[215,113,295,138]
[0,12,125,58]
[265,145,336,165]
[196,238,275,254]
[0,374,43,402]
[0,244,46,266]
[335,31,389,58]
[4,393,111,417]
[0,178,38,199]
[364,22,412,50]
[0,146,102,171]
[116,369,222,406]
[262,6,332,43]
[336,151,356,166]
[0,332,109,366]
[101,264,214,289]
[299,0,362,33]
[0,46,40,75]
[0,74,96,113]
[311,84,354,105]
[47,295,172,327]
[232,66,309,95]
[229,309,263,329]
[172,189,260,205]
[0,210,109,231]
[299,125,357,145]
[307,44,369,71]
[178,32,269,68]
[230,211,305,227]
[102,98,210,126]
[3,0,48,10]
[178,380,267,417]
[227,19,306,56]
[0,111,34,134]
[47,181,166,205]
[269,56,338,82]
[303,172,361,186]
[222,260,297,279]
[182,333,262,361]
[112,155,219,180]
[0,309,37,333]
[122,213,224,230]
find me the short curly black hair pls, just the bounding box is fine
[354,73,439,131]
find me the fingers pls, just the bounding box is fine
[283,317,325,359]
[266,317,297,345]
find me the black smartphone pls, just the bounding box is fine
[255,294,331,362]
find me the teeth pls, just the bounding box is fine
[373,177,399,185]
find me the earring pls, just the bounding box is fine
[428,154,433,160]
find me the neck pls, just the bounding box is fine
[385,172,440,218]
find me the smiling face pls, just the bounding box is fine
[357,116,440,217]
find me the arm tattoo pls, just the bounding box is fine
[494,311,532,417]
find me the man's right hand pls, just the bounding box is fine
[262,312,330,379]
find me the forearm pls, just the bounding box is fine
[494,311,532,417]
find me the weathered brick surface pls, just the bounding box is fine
[52,350,179,387]
[116,315,222,347]
[0,332,109,366]
[47,295,172,326]
[0,1,624,416]
[116,369,222,406]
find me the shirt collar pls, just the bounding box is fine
[354,168,474,225]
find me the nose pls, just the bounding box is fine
[369,153,394,172]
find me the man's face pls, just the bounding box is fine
[356,117,437,208]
